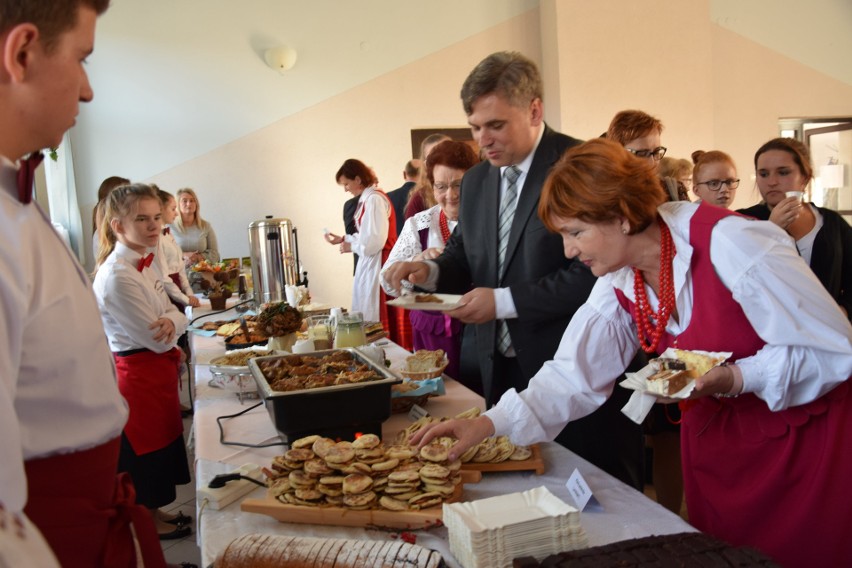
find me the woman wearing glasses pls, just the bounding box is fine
[606,109,689,515]
[690,150,739,209]
[381,140,480,379]
[738,137,851,319]
[606,109,690,202]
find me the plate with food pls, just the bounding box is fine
[386,293,464,312]
[620,348,732,399]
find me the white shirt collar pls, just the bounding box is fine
[500,124,545,179]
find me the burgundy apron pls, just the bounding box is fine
[24,437,166,568]
[616,203,852,566]
[114,348,183,455]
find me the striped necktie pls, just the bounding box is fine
[497,165,521,275]
[496,165,520,355]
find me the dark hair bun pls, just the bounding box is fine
[691,150,705,164]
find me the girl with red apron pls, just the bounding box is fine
[93,184,193,543]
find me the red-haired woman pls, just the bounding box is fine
[326,159,397,328]
[412,138,852,567]
[381,140,479,379]
[690,150,739,209]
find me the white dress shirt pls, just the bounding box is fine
[486,201,852,445]
[0,158,128,513]
[420,125,545,321]
[93,242,188,354]
[156,230,194,306]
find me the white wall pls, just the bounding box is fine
[72,1,852,311]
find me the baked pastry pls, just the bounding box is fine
[647,369,690,396]
[414,294,443,303]
[672,348,726,378]
[215,534,443,568]
[405,350,445,373]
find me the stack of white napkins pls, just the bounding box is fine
[443,486,587,568]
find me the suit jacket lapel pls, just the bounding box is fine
[501,126,558,281]
[484,165,501,286]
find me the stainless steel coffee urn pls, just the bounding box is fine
[248,216,303,305]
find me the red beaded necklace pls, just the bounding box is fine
[439,210,451,243]
[632,220,676,354]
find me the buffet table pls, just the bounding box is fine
[190,302,695,567]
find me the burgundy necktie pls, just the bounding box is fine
[137,253,155,272]
[162,227,171,235]
[16,152,45,204]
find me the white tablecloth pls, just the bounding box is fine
[189,303,694,567]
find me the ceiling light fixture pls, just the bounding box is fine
[264,45,298,73]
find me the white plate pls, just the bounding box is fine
[387,293,464,312]
[443,486,577,532]
[209,346,273,375]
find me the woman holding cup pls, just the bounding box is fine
[738,137,851,319]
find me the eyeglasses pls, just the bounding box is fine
[694,178,740,192]
[433,180,462,192]
[626,146,667,161]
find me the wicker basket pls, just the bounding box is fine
[398,360,448,381]
[391,393,431,414]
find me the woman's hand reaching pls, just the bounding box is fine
[409,415,495,462]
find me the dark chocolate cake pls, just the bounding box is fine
[512,532,780,567]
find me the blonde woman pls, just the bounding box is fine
[170,187,219,267]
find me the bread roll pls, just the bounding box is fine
[214,534,442,568]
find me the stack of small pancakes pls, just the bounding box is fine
[263,433,462,511]
[396,407,533,465]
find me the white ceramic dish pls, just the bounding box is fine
[387,293,464,312]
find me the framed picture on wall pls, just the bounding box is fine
[411,128,480,160]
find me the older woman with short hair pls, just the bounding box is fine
[326,159,397,326]
[381,140,479,378]
[412,138,852,567]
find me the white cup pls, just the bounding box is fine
[785,191,804,201]
[291,338,316,353]
[284,285,303,306]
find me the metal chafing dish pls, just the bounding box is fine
[248,348,402,444]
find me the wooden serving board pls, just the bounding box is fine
[241,469,481,529]
[460,443,545,475]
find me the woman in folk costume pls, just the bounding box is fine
[381,140,480,378]
[326,159,397,332]
[411,139,852,567]
[93,184,193,541]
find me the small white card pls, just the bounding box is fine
[566,468,602,511]
[408,404,430,422]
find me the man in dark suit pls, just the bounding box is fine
[386,159,420,236]
[385,51,644,489]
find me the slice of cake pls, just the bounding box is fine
[405,349,445,373]
[647,369,691,396]
[672,348,726,378]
